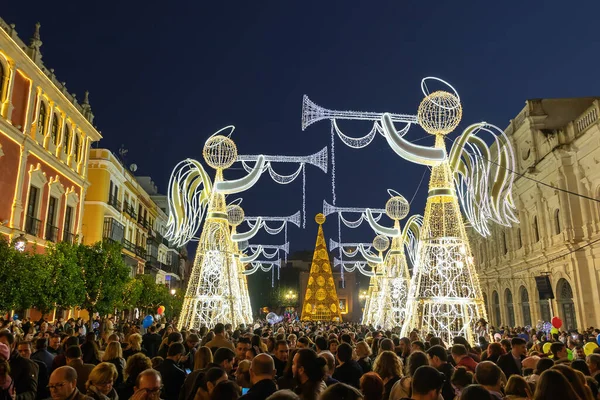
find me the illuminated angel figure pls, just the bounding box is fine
[358,193,422,330]
[166,127,265,330]
[303,77,518,343]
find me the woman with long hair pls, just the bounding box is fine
[552,365,593,400]
[533,369,581,400]
[504,375,530,400]
[101,341,125,386]
[372,351,403,400]
[482,342,505,364]
[86,363,118,400]
[81,332,101,365]
[193,367,228,400]
[356,341,373,374]
[389,351,428,399]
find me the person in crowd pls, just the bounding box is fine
[359,372,383,400]
[239,353,277,400]
[0,330,38,400]
[459,384,492,400]
[213,347,236,375]
[130,369,163,400]
[277,349,298,390]
[525,357,553,386]
[48,366,91,400]
[372,350,402,400]
[234,338,251,369]
[572,359,592,376]
[450,367,473,399]
[314,337,329,355]
[319,383,363,400]
[497,337,527,378]
[450,345,477,373]
[235,359,251,391]
[402,365,446,400]
[319,352,338,387]
[551,364,593,400]
[453,337,480,363]
[180,346,214,400]
[390,351,429,399]
[192,367,228,400]
[205,324,235,351]
[142,325,163,359]
[356,341,373,374]
[328,339,339,356]
[425,345,454,400]
[504,375,530,400]
[183,334,201,370]
[474,361,504,400]
[291,348,326,400]
[332,343,362,389]
[116,352,151,400]
[81,333,101,366]
[123,334,145,360]
[587,353,600,385]
[85,362,118,400]
[549,342,570,364]
[48,334,62,356]
[210,380,240,400]
[481,343,504,364]
[411,341,425,353]
[52,336,80,372]
[265,390,299,400]
[156,342,186,400]
[532,369,581,400]
[65,345,95,394]
[158,332,184,359]
[17,340,50,399]
[273,340,290,378]
[296,338,310,350]
[31,338,55,372]
[101,341,125,387]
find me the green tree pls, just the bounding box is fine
[78,240,130,324]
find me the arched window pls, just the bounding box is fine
[0,61,5,99]
[517,228,522,249]
[492,291,501,326]
[538,285,551,323]
[557,278,577,330]
[533,216,540,243]
[554,209,561,234]
[505,288,515,327]
[502,231,508,255]
[520,286,532,327]
[37,102,48,137]
[51,113,60,145]
[63,125,71,154]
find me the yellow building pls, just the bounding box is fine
[83,149,183,284]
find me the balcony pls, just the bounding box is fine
[138,218,150,230]
[122,239,136,254]
[63,231,75,244]
[25,215,42,237]
[103,218,124,243]
[108,195,122,212]
[135,245,146,259]
[45,223,59,242]
[123,202,137,220]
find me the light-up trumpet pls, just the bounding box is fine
[245,211,301,227]
[329,239,371,252]
[333,258,375,277]
[322,200,385,218]
[238,146,328,173]
[302,96,418,131]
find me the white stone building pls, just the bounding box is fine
[470,98,600,331]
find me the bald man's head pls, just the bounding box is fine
[250,353,275,383]
[49,366,77,400]
[51,366,77,383]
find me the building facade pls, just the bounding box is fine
[0,19,101,250]
[82,149,183,285]
[470,98,600,331]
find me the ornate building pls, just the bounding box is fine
[0,18,101,251]
[470,98,600,331]
[82,149,183,285]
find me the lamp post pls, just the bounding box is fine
[284,290,297,305]
[171,289,176,296]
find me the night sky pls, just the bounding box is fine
[3,1,600,256]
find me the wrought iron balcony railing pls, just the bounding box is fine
[25,215,42,237]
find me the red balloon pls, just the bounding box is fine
[157,306,165,315]
[551,316,562,329]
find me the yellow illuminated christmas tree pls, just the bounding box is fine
[301,213,342,322]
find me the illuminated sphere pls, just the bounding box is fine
[417,90,462,135]
[203,135,237,169]
[315,213,326,225]
[226,204,245,226]
[386,195,409,220]
[373,235,390,252]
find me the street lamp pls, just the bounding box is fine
[14,234,26,252]
[171,289,176,296]
[359,290,368,301]
[284,290,297,302]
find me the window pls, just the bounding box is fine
[25,186,41,236]
[502,231,508,255]
[64,206,74,236]
[554,209,561,234]
[74,134,81,162]
[46,197,59,242]
[533,216,540,243]
[505,288,515,327]
[0,61,5,98]
[492,291,501,326]
[520,286,532,327]
[516,228,522,249]
[51,114,60,145]
[38,102,48,137]
[63,125,71,154]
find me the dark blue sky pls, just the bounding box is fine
[4,0,600,252]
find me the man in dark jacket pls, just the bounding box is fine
[496,337,527,378]
[272,340,289,378]
[427,345,455,400]
[240,354,277,400]
[142,325,163,358]
[0,331,39,400]
[17,341,50,400]
[157,342,186,400]
[332,343,363,389]
[31,338,55,372]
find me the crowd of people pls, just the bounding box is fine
[1,316,599,400]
